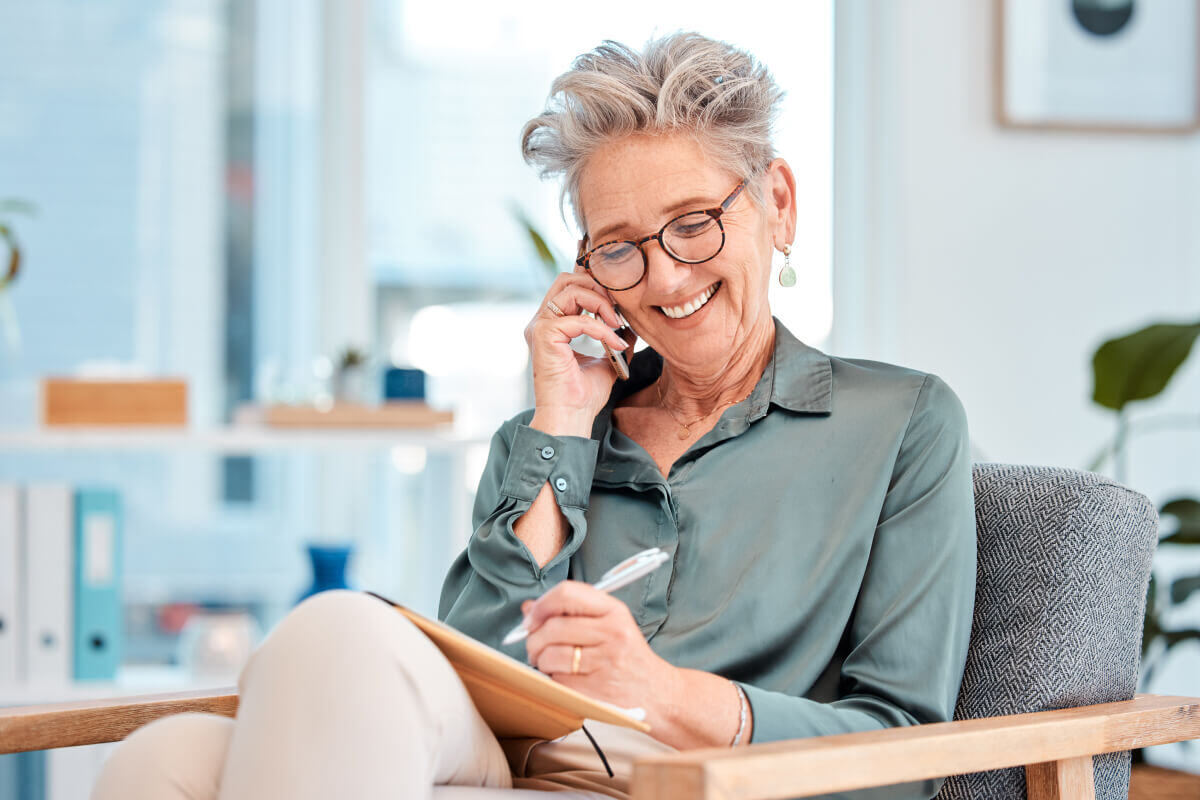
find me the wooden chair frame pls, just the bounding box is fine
[2,688,1197,799]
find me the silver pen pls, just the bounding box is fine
[500,547,671,646]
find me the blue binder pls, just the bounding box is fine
[72,488,122,681]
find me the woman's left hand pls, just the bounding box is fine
[523,580,680,728]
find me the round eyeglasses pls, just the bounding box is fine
[575,180,746,291]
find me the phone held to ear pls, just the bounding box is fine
[604,310,636,380]
[603,333,631,380]
[572,310,634,380]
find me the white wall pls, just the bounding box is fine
[832,0,1200,771]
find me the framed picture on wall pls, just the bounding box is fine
[996,0,1200,133]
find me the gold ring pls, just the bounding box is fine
[545,300,567,317]
[571,645,582,674]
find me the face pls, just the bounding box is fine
[576,132,795,378]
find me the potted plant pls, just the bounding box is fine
[1088,320,1200,780]
[0,198,34,356]
[332,346,371,405]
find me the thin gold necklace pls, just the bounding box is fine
[655,379,750,440]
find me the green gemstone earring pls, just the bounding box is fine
[778,243,796,287]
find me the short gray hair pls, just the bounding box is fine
[520,31,786,235]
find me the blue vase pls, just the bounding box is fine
[298,544,353,604]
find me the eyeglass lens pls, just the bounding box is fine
[589,212,723,289]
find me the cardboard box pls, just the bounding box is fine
[41,379,188,426]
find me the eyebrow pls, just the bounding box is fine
[590,194,716,243]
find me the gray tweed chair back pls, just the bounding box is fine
[937,464,1158,800]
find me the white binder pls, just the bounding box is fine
[23,484,73,686]
[0,484,20,685]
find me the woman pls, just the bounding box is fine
[92,32,975,800]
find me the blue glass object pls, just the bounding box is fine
[297,544,353,603]
[383,367,426,400]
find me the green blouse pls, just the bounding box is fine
[439,318,975,799]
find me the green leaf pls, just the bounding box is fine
[1161,627,1200,650]
[1091,321,1200,410]
[1170,575,1200,605]
[510,203,560,277]
[1160,497,1200,545]
[0,223,19,291]
[0,198,36,216]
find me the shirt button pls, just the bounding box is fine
[540,445,555,460]
[554,477,568,492]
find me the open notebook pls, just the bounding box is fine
[365,591,652,740]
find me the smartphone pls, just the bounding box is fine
[574,245,633,380]
[603,312,635,381]
[603,337,631,381]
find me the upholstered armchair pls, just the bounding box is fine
[2,464,1199,799]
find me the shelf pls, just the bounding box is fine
[0,426,491,453]
[0,664,233,708]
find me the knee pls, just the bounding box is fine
[246,590,426,678]
[91,713,233,800]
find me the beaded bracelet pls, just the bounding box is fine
[729,680,748,747]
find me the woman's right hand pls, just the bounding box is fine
[524,272,633,437]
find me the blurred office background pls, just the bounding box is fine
[1,0,1198,794]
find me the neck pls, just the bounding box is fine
[657,316,776,418]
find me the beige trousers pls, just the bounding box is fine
[90,590,676,799]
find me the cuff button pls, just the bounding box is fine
[554,477,568,492]
[540,445,556,460]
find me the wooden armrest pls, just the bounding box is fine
[0,687,238,754]
[5,687,1197,800]
[630,693,1200,800]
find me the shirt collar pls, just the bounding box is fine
[597,316,832,432]
[754,317,833,417]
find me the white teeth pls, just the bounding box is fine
[662,283,719,319]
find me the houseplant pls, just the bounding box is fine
[0,198,34,355]
[1088,319,1200,770]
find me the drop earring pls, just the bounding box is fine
[778,243,796,287]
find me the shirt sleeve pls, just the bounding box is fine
[738,374,976,758]
[438,412,600,660]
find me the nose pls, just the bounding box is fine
[641,238,693,296]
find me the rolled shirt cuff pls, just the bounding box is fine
[499,423,599,510]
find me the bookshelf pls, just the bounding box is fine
[0,426,490,453]
[0,424,492,712]
[0,664,230,708]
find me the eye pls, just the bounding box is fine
[592,242,639,265]
[669,214,716,238]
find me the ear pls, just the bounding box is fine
[763,158,798,249]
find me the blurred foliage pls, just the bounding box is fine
[336,346,367,370]
[512,203,564,286]
[0,198,34,292]
[0,198,34,354]
[1089,318,1200,762]
[1091,323,1200,412]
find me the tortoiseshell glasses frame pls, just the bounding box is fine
[574,180,747,291]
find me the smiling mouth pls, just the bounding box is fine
[658,281,721,319]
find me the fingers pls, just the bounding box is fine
[525,613,607,654]
[532,643,601,676]
[524,580,623,632]
[543,280,622,328]
[530,313,630,353]
[525,615,609,672]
